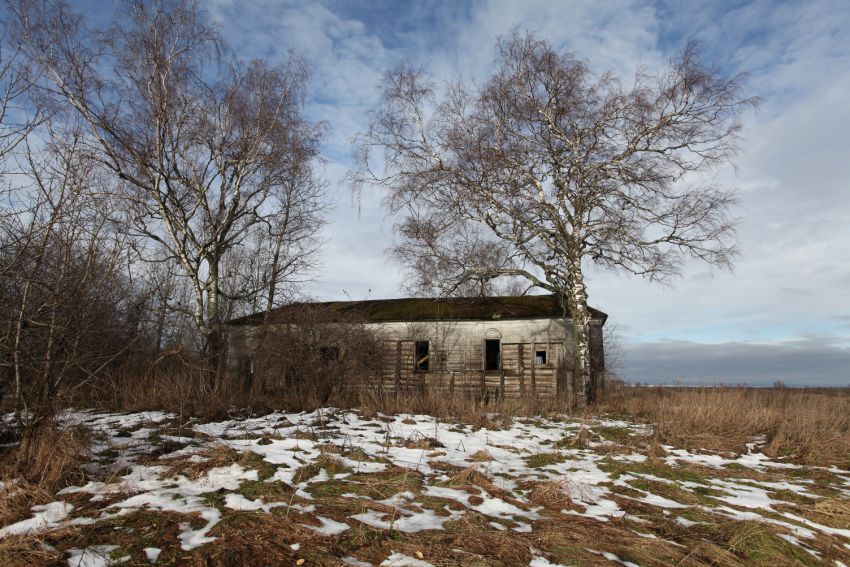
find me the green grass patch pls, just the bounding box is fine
[333,468,422,500]
[593,426,634,444]
[294,455,352,482]
[625,476,718,507]
[598,458,708,484]
[524,452,567,468]
[236,450,278,480]
[238,479,293,501]
[49,510,189,565]
[727,522,821,566]
[309,479,360,499]
[291,430,318,441]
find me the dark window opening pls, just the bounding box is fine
[535,350,547,365]
[485,339,501,371]
[320,346,340,363]
[415,340,430,371]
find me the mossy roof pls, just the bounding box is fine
[228,295,607,326]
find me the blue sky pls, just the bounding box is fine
[76,0,850,386]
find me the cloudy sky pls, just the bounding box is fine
[80,0,850,386]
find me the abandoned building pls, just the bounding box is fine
[226,295,607,402]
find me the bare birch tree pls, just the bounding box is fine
[9,0,325,375]
[353,32,756,405]
[222,158,329,317]
[0,21,41,173]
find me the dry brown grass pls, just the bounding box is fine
[445,466,509,499]
[188,512,311,566]
[0,482,52,531]
[0,422,91,531]
[10,424,91,490]
[0,422,92,566]
[604,386,850,467]
[0,531,65,566]
[811,496,850,529]
[65,349,574,425]
[345,387,571,429]
[468,449,494,462]
[524,478,585,513]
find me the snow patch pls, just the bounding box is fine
[380,552,434,566]
[0,501,73,538]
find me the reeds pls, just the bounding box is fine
[605,385,850,466]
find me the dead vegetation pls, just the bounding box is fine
[0,422,90,523]
[69,370,850,470]
[604,385,850,467]
[1,386,849,566]
[0,421,93,566]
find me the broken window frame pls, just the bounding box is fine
[535,349,548,366]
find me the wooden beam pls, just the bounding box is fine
[531,340,537,396]
[394,341,401,394]
[518,343,525,397]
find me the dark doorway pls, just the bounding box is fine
[414,340,430,371]
[485,339,501,371]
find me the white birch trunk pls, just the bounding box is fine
[565,254,592,408]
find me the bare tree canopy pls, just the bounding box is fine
[8,0,327,371]
[0,21,43,173]
[353,31,757,405]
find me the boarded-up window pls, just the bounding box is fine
[535,350,547,365]
[485,339,501,371]
[414,340,430,371]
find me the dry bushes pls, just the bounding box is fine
[606,386,850,466]
[93,357,245,419]
[78,353,331,419]
[248,304,390,406]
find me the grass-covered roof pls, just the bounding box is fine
[228,295,607,326]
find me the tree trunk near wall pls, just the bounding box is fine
[564,254,592,408]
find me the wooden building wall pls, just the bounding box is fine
[226,316,605,401]
[356,318,603,400]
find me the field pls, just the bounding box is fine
[1,388,849,566]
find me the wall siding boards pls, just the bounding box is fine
[227,314,605,401]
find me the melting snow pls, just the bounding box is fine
[380,552,434,566]
[529,558,569,567]
[0,501,73,538]
[585,548,640,567]
[304,515,350,535]
[351,506,461,533]
[65,545,120,567]
[6,408,845,563]
[143,547,160,564]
